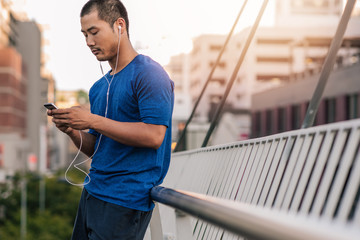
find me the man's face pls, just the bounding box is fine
[81,10,118,61]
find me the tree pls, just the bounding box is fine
[77,90,89,105]
[0,171,83,239]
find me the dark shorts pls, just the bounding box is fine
[71,189,152,240]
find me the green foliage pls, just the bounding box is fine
[0,171,82,239]
[77,89,89,104]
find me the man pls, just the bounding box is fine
[48,0,174,239]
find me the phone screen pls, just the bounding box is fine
[44,103,58,110]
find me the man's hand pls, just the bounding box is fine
[49,106,93,131]
[47,106,97,157]
[48,105,167,149]
[47,109,72,134]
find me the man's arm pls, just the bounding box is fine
[91,115,167,149]
[66,129,97,157]
[50,106,166,150]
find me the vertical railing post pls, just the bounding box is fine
[149,202,164,240]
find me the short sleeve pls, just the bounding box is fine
[88,128,99,137]
[136,66,174,127]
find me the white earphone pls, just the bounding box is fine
[65,23,122,187]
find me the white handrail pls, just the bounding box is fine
[151,187,360,240]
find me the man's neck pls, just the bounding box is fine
[109,41,138,75]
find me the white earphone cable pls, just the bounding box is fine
[65,26,121,186]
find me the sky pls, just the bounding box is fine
[10,0,275,91]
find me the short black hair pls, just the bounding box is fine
[80,0,129,37]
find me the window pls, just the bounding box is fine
[257,38,292,45]
[209,61,226,69]
[210,78,226,87]
[256,74,290,82]
[190,79,200,88]
[209,94,222,103]
[209,45,222,51]
[346,94,358,120]
[191,63,199,72]
[253,112,261,137]
[291,105,301,130]
[325,98,336,123]
[257,56,292,63]
[266,110,273,135]
[278,107,286,133]
[290,0,342,15]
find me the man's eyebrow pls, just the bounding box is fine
[81,26,98,33]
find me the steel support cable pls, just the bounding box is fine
[173,0,249,152]
[201,0,269,148]
[301,0,356,129]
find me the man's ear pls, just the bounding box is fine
[115,18,126,33]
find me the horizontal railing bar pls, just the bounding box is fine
[172,118,360,157]
[151,186,360,240]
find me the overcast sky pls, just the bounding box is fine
[10,0,275,91]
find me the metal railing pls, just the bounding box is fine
[151,118,360,239]
[153,0,359,239]
[151,186,360,240]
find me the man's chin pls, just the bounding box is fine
[95,56,108,61]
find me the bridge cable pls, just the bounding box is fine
[202,0,269,148]
[173,0,249,152]
[301,0,356,129]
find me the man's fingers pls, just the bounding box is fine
[54,115,69,120]
[51,108,72,115]
[52,117,68,124]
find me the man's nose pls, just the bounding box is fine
[86,36,95,47]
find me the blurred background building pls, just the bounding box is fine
[166,0,360,149]
[0,0,359,178]
[0,0,61,181]
[251,0,360,137]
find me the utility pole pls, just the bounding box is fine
[20,177,27,240]
[39,125,47,213]
[21,152,28,240]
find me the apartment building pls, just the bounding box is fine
[166,0,360,145]
[0,1,55,180]
[0,48,26,136]
[251,62,360,138]
[251,0,360,137]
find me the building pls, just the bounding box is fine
[251,62,360,138]
[250,0,360,137]
[275,0,344,28]
[165,53,192,147]
[41,70,56,171]
[0,47,28,177]
[189,34,244,121]
[14,20,47,172]
[0,1,29,179]
[0,47,27,136]
[0,1,55,180]
[169,0,360,146]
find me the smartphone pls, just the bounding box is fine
[44,103,58,110]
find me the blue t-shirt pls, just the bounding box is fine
[85,54,174,211]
